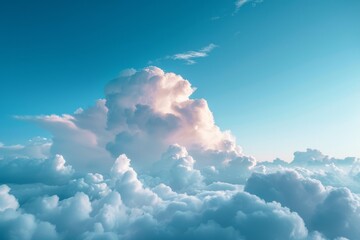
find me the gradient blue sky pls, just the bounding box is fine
[1,0,359,161]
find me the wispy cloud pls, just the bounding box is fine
[210,16,221,21]
[235,0,263,12]
[170,43,217,65]
[235,0,248,9]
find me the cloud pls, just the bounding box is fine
[245,170,360,239]
[235,0,248,9]
[2,148,356,239]
[292,148,357,166]
[0,185,19,211]
[2,66,360,239]
[149,144,204,193]
[0,185,59,240]
[0,210,60,240]
[258,149,360,193]
[235,0,263,12]
[0,154,73,185]
[16,101,114,173]
[169,44,217,64]
[104,67,245,175]
[18,66,246,178]
[0,159,310,240]
[0,137,51,160]
[110,154,160,207]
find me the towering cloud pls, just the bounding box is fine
[1,67,359,239]
[18,67,247,177]
[104,67,242,170]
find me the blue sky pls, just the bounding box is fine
[1,0,359,161]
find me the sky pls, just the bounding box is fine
[1,0,360,162]
[2,1,360,240]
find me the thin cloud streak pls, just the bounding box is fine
[170,43,217,65]
[235,0,248,9]
[235,0,263,12]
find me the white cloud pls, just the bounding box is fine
[170,43,217,64]
[0,154,73,185]
[2,66,360,239]
[17,102,114,173]
[150,144,204,193]
[258,149,360,193]
[110,154,160,207]
[20,67,245,177]
[104,67,244,174]
[0,137,51,160]
[235,0,263,12]
[0,164,309,239]
[235,0,248,9]
[0,185,19,211]
[245,170,360,239]
[0,185,59,240]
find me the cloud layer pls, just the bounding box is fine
[1,67,359,239]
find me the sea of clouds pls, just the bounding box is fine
[0,67,359,240]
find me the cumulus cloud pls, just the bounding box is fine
[104,67,246,175]
[291,149,357,166]
[149,144,204,193]
[258,149,360,193]
[0,137,51,160]
[0,154,73,185]
[245,170,360,239]
[17,102,114,173]
[0,185,19,211]
[0,185,59,240]
[1,66,359,239]
[169,44,217,64]
[110,154,160,207]
[0,161,309,240]
[16,67,246,178]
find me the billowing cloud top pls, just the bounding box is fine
[1,67,359,240]
[19,67,243,173]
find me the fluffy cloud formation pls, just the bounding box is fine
[245,170,360,239]
[258,149,360,193]
[17,107,113,173]
[0,159,309,240]
[1,67,359,239]
[149,144,204,193]
[0,185,19,211]
[0,154,73,185]
[0,137,51,160]
[0,185,59,240]
[19,67,246,177]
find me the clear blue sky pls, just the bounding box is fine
[1,0,359,161]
